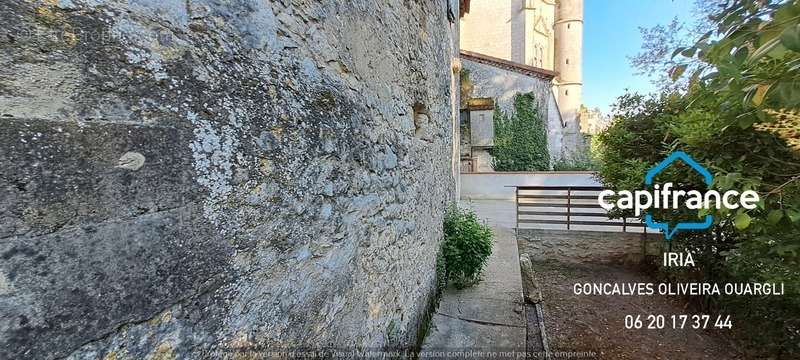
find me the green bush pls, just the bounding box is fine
[552,134,602,171]
[595,1,800,354]
[491,93,550,171]
[598,89,800,357]
[442,205,493,288]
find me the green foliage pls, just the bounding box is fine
[630,1,726,92]
[552,157,598,171]
[442,205,493,288]
[597,1,800,355]
[596,93,674,193]
[435,245,448,294]
[674,0,800,117]
[554,135,600,171]
[600,92,800,354]
[491,93,550,171]
[460,68,474,107]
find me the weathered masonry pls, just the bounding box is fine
[0,1,460,358]
[458,0,587,171]
[459,50,569,171]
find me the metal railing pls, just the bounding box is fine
[515,186,646,232]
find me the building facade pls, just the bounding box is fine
[459,51,564,172]
[459,0,586,170]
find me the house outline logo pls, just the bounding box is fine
[644,151,714,240]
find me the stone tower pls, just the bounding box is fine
[554,0,583,138]
[459,0,587,163]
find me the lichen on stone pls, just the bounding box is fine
[187,110,239,227]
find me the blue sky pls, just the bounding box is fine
[583,0,695,113]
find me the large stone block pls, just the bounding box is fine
[517,229,662,265]
[0,0,457,358]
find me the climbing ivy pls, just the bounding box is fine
[491,93,550,171]
[460,68,474,107]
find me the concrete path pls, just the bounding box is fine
[420,200,526,355]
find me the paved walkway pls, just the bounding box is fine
[420,200,526,355]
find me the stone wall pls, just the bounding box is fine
[462,58,567,164]
[0,1,458,358]
[517,229,663,265]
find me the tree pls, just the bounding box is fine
[599,0,800,355]
[629,0,728,92]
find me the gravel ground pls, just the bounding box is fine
[532,260,743,360]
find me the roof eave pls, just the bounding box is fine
[459,50,558,80]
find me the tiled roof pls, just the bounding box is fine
[460,50,558,80]
[460,0,471,17]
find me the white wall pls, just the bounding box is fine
[461,172,650,233]
[546,92,564,163]
[461,0,557,70]
[460,171,600,200]
[460,0,523,63]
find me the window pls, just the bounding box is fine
[532,44,544,68]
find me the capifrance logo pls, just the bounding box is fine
[597,151,760,240]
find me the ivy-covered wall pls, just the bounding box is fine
[492,93,550,171]
[462,58,571,166]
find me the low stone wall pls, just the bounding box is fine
[517,229,663,265]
